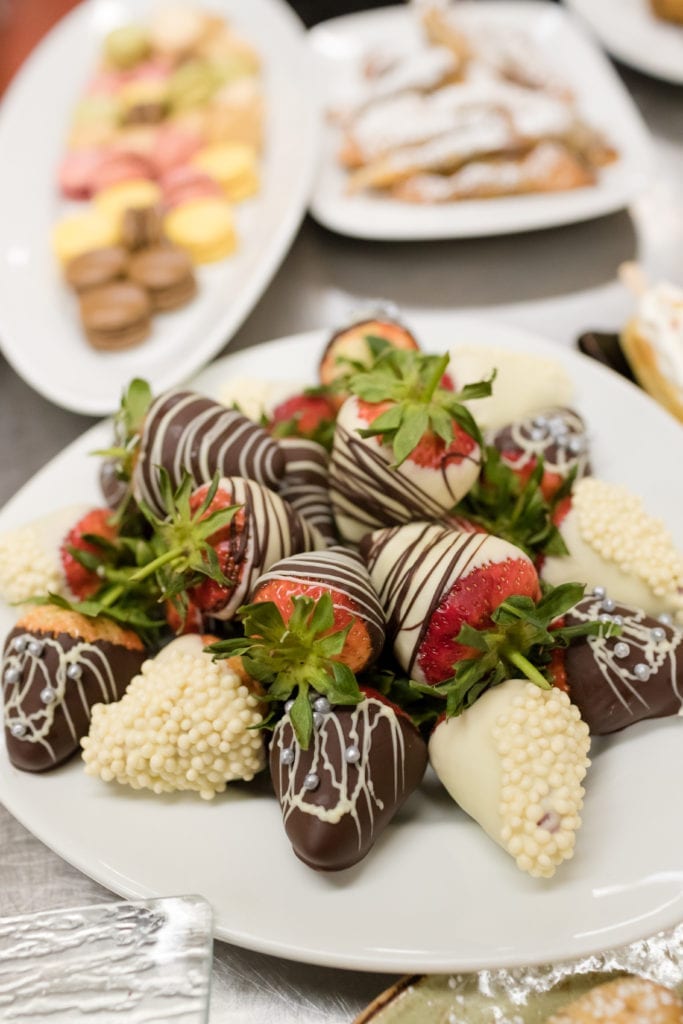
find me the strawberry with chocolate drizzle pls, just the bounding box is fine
[209,573,427,871]
[133,473,325,626]
[330,347,491,544]
[319,315,420,404]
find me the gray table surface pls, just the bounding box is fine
[1,54,682,1023]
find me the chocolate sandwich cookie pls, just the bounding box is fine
[79,281,152,350]
[2,606,146,772]
[128,244,197,312]
[64,246,129,293]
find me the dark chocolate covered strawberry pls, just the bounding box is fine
[133,474,325,624]
[97,378,152,514]
[277,438,338,546]
[319,316,420,402]
[563,592,683,734]
[330,348,490,543]
[132,389,285,517]
[270,686,427,871]
[2,606,145,772]
[362,521,541,686]
[487,407,590,500]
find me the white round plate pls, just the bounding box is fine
[309,2,654,240]
[0,315,682,973]
[566,0,683,85]
[0,0,317,415]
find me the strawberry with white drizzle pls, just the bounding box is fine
[329,347,491,544]
[319,315,420,402]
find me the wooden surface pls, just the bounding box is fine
[0,0,80,95]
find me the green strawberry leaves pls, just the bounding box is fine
[453,446,574,559]
[417,582,621,718]
[347,347,493,466]
[207,591,362,749]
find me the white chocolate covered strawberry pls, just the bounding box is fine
[429,679,590,878]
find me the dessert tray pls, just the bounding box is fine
[566,0,683,86]
[0,0,316,415]
[309,2,653,240]
[0,314,682,973]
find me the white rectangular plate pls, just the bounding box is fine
[309,2,654,240]
[0,0,317,415]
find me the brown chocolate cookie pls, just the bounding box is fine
[128,244,197,311]
[64,246,128,293]
[79,281,152,350]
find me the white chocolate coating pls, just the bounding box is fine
[449,345,573,431]
[429,680,590,878]
[217,376,305,423]
[82,635,266,799]
[0,504,90,607]
[542,479,683,624]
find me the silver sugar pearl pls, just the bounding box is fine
[27,640,44,657]
[284,699,295,714]
[592,586,606,600]
[549,417,568,437]
[40,686,56,704]
[568,436,584,455]
[614,642,630,659]
[313,712,324,729]
[530,426,547,442]
[280,747,295,766]
[599,613,613,624]
[9,721,26,738]
[313,696,331,714]
[602,598,616,613]
[4,667,21,685]
[633,663,650,682]
[651,627,667,642]
[345,744,361,764]
[612,615,624,627]
[532,415,548,429]
[66,663,82,680]
[303,773,319,791]
[658,613,673,626]
[11,636,27,653]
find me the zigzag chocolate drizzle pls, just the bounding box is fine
[329,398,481,544]
[270,696,427,871]
[2,628,145,771]
[362,521,530,683]
[133,390,285,516]
[277,438,337,546]
[488,406,590,481]
[208,477,326,621]
[565,595,683,734]
[253,547,386,661]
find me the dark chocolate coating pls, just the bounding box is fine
[270,695,427,871]
[278,437,337,545]
[99,458,130,510]
[132,390,286,517]
[577,331,637,383]
[565,596,682,734]
[2,627,145,772]
[488,407,590,484]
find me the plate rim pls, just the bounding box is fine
[0,0,319,416]
[1,316,682,972]
[308,0,655,240]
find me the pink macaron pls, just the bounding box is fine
[91,150,156,192]
[58,148,106,200]
[160,166,224,208]
[151,125,204,176]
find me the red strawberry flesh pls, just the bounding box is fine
[61,508,117,599]
[418,557,541,684]
[357,398,477,469]
[186,484,245,613]
[269,393,336,440]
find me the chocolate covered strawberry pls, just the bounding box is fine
[60,507,118,600]
[2,606,145,772]
[429,679,590,878]
[133,474,326,624]
[330,348,491,544]
[563,591,683,734]
[319,315,420,400]
[487,407,590,500]
[250,547,386,673]
[132,389,286,517]
[277,438,338,546]
[362,521,541,685]
[270,685,427,871]
[97,378,152,514]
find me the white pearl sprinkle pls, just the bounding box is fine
[11,636,27,653]
[532,415,548,429]
[658,613,673,626]
[303,772,319,791]
[633,663,650,682]
[66,664,82,680]
[592,586,606,600]
[4,667,21,685]
[651,627,666,642]
[530,426,546,441]
[614,642,630,659]
[284,699,295,713]
[27,640,44,657]
[345,744,361,764]
[313,696,331,714]
[602,598,616,613]
[9,721,27,738]
[280,747,295,766]
[40,686,56,704]
[568,436,584,455]
[611,615,624,626]
[313,712,324,729]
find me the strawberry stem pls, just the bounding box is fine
[508,650,551,689]
[130,548,183,581]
